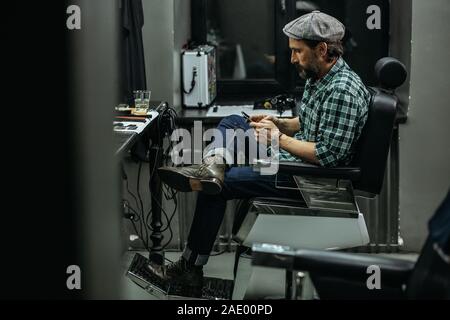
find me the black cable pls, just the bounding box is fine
[145,209,154,232]
[145,182,177,234]
[123,162,149,251]
[149,109,227,256]
[124,168,150,250]
[160,189,177,250]
[152,185,177,249]
[130,219,147,250]
[122,102,180,256]
[160,186,178,233]
[164,257,175,264]
[182,67,198,94]
[161,195,177,234]
[210,249,229,257]
[150,190,172,233]
[122,164,149,251]
[127,204,142,222]
[124,167,141,219]
[124,200,150,251]
[123,199,141,222]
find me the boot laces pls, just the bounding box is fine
[166,259,187,274]
[195,163,210,177]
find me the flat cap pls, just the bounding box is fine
[283,11,345,42]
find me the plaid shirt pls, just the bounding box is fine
[276,57,370,167]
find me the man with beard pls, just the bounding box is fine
[157,11,371,296]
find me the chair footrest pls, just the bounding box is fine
[252,197,306,207]
[278,161,361,181]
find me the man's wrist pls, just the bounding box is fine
[275,117,284,129]
[278,132,289,145]
[272,117,279,127]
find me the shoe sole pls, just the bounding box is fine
[158,168,222,195]
[166,272,204,298]
[168,280,204,298]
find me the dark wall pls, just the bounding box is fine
[0,0,122,299]
[0,1,78,299]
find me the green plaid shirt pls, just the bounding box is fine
[277,57,370,167]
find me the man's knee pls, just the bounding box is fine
[219,114,245,128]
[222,167,259,196]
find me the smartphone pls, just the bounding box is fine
[241,111,251,122]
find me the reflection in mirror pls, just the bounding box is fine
[206,0,276,80]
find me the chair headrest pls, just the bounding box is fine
[374,57,407,90]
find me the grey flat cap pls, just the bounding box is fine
[283,10,345,42]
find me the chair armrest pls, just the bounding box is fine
[252,244,415,287]
[279,161,361,181]
[293,249,415,287]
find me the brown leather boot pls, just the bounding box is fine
[158,163,226,195]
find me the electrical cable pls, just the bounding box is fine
[126,203,142,222]
[182,67,197,95]
[124,168,141,220]
[210,249,229,257]
[123,199,150,250]
[160,187,178,233]
[123,102,180,255]
[124,102,230,258]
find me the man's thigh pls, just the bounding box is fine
[221,166,299,200]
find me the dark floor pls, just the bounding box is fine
[120,249,419,300]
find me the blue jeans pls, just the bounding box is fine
[184,115,300,265]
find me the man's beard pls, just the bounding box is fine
[295,62,320,80]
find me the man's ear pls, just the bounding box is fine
[317,42,328,59]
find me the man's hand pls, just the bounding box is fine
[250,114,301,137]
[250,117,319,164]
[249,114,280,127]
[250,119,280,146]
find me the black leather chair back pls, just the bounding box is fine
[351,57,407,195]
[405,237,450,299]
[406,192,450,299]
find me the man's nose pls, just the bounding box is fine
[290,51,297,64]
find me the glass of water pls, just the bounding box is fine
[133,90,151,113]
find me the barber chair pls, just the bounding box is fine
[251,192,450,299]
[231,57,408,299]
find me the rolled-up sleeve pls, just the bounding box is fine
[315,89,362,167]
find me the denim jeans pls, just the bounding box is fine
[184,115,300,266]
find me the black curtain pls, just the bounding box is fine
[121,0,147,105]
